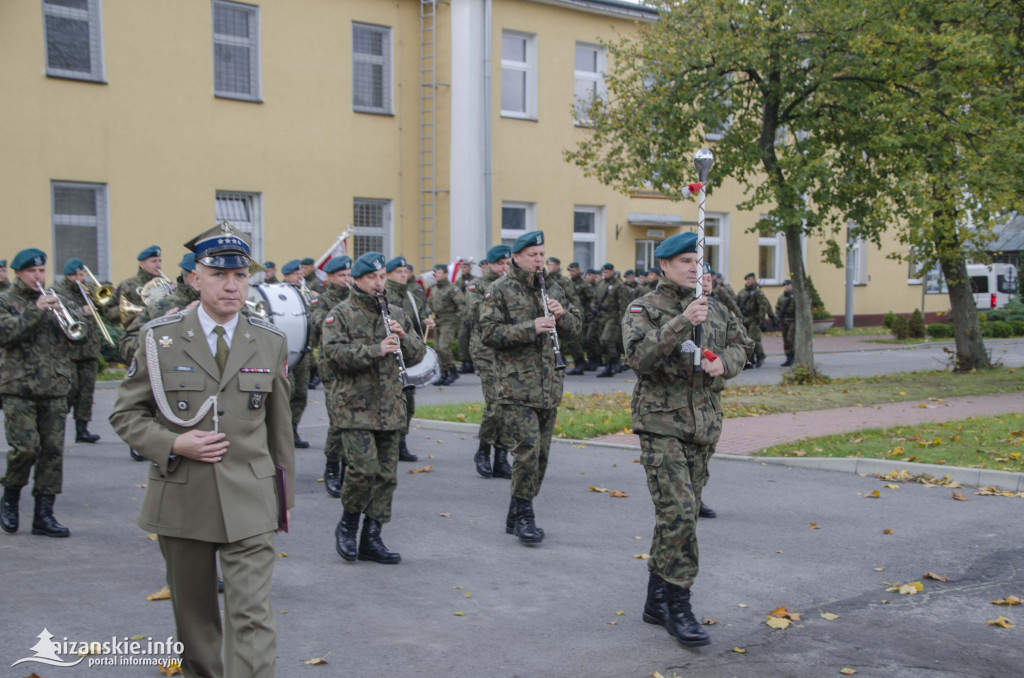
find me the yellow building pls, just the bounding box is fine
[0,0,949,323]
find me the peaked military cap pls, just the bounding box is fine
[137,245,161,261]
[486,245,511,263]
[352,252,386,278]
[511,230,544,253]
[281,259,301,275]
[179,252,196,273]
[186,223,251,269]
[324,256,353,274]
[653,232,697,259]
[11,248,46,271]
[301,257,315,266]
[63,257,84,276]
[385,256,408,273]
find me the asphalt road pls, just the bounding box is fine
[1,383,1022,677]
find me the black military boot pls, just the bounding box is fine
[474,442,493,478]
[398,435,418,462]
[293,424,310,449]
[642,571,669,626]
[754,353,765,368]
[358,516,401,564]
[511,497,544,545]
[308,365,321,389]
[1,486,20,534]
[75,420,100,443]
[566,361,586,375]
[458,360,474,374]
[505,496,544,537]
[586,358,600,372]
[664,583,710,646]
[449,367,460,383]
[596,360,614,378]
[698,501,717,519]
[335,511,361,561]
[492,447,512,479]
[781,353,794,367]
[437,368,454,386]
[31,495,70,538]
[324,461,342,498]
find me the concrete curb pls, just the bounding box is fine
[411,417,1024,493]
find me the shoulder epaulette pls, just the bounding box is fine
[142,312,184,332]
[247,315,285,337]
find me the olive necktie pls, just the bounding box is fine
[213,326,229,375]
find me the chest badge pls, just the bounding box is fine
[249,392,266,410]
[186,329,195,338]
[177,400,188,411]
[159,336,173,348]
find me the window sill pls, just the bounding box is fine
[46,73,107,85]
[353,109,396,117]
[215,94,264,104]
[500,113,538,122]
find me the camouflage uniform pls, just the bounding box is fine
[478,264,582,500]
[427,276,464,373]
[623,280,752,589]
[776,289,796,362]
[104,267,157,327]
[313,283,351,465]
[54,278,102,424]
[582,279,602,364]
[304,271,327,296]
[594,276,623,367]
[384,277,424,437]
[466,268,509,449]
[119,284,201,363]
[547,271,586,368]
[456,272,474,366]
[0,280,85,496]
[738,284,776,364]
[321,289,425,522]
[711,283,742,318]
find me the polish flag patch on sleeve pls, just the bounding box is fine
[630,306,644,313]
[484,293,491,300]
[325,316,335,324]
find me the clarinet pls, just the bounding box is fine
[535,270,568,371]
[377,292,415,392]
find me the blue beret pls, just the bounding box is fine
[185,223,251,269]
[63,257,84,276]
[586,268,599,275]
[352,252,386,278]
[0,260,7,267]
[567,262,579,269]
[602,262,614,270]
[281,259,301,275]
[179,252,196,273]
[546,256,560,265]
[745,272,757,279]
[625,269,635,276]
[486,245,511,263]
[263,261,276,269]
[324,256,353,274]
[783,279,792,285]
[636,269,647,276]
[433,263,448,272]
[301,257,316,266]
[653,233,698,259]
[650,265,662,274]
[386,256,408,273]
[512,230,544,254]
[11,248,47,271]
[137,245,161,261]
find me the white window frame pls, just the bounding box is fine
[51,181,110,280]
[757,222,785,285]
[573,42,605,125]
[352,22,393,115]
[703,213,727,277]
[352,198,393,258]
[500,201,536,246]
[573,206,605,271]
[212,0,261,101]
[500,30,537,120]
[43,0,105,82]
[215,191,263,264]
[907,246,926,285]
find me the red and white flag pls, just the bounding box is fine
[314,229,352,281]
[448,257,463,283]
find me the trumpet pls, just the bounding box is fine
[377,291,415,392]
[535,269,567,371]
[75,280,115,346]
[36,282,86,341]
[82,265,115,306]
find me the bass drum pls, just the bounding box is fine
[404,346,440,388]
[247,283,310,369]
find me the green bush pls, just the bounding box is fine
[1010,320,1024,336]
[983,320,1013,338]
[883,311,896,329]
[781,362,831,385]
[987,297,1024,323]
[806,277,832,321]
[891,315,910,340]
[926,323,953,338]
[908,309,926,339]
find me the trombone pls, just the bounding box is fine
[82,265,115,306]
[36,282,86,341]
[75,280,115,346]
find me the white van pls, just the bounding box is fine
[968,263,1018,309]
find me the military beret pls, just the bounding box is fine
[783,279,792,285]
[702,262,712,273]
[433,263,448,272]
[386,256,408,273]
[602,262,615,271]
[301,257,316,266]
[635,268,647,276]
[567,262,579,270]
[745,272,756,280]
[0,260,7,267]
[323,256,352,274]
[11,248,47,271]
[263,261,276,269]
[625,269,635,276]
[179,252,196,273]
[586,268,599,275]
[546,256,561,265]
[653,232,698,259]
[405,262,415,271]
[511,230,544,254]
[63,257,84,276]
[486,245,511,263]
[137,245,161,261]
[650,265,662,274]
[281,259,301,275]
[185,223,251,269]
[352,252,386,278]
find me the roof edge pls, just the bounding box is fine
[523,0,659,21]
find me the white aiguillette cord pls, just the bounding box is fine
[145,327,220,433]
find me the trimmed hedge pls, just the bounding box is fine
[926,323,953,338]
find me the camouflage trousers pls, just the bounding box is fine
[457,320,472,362]
[472,352,507,448]
[640,432,711,589]
[599,318,620,362]
[339,429,399,523]
[434,319,458,371]
[743,317,764,359]
[583,319,601,360]
[68,358,98,422]
[504,405,557,500]
[1,395,68,496]
[781,318,795,356]
[288,353,310,427]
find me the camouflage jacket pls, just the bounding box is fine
[104,267,157,326]
[428,277,464,321]
[711,284,742,318]
[776,290,795,320]
[0,279,10,292]
[385,278,424,337]
[467,268,502,358]
[546,271,581,314]
[616,281,643,314]
[320,287,426,430]
[54,278,102,360]
[0,279,84,397]
[623,279,753,444]
[594,277,622,323]
[409,279,428,322]
[478,263,582,409]
[304,272,327,296]
[738,285,776,323]
[311,282,349,351]
[120,284,201,363]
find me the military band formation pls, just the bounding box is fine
[1,221,782,674]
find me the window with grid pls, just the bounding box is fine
[573,207,603,272]
[215,191,263,263]
[43,0,105,82]
[500,202,535,247]
[213,0,260,101]
[501,31,536,118]
[757,223,785,284]
[51,181,109,279]
[573,43,604,124]
[353,23,392,114]
[352,199,392,257]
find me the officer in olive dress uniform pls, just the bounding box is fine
[1,249,86,538]
[110,224,294,678]
[56,258,102,443]
[312,256,352,497]
[104,245,165,328]
[478,231,582,545]
[776,279,796,366]
[622,233,752,648]
[324,252,426,564]
[281,259,313,448]
[737,273,777,368]
[427,263,464,385]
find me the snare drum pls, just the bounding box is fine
[247,283,310,368]
[404,346,440,388]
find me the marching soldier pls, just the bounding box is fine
[427,263,464,386]
[776,279,796,366]
[737,273,777,368]
[120,253,199,364]
[104,245,164,328]
[262,261,279,284]
[710,270,743,318]
[546,257,586,374]
[55,258,102,443]
[301,257,327,296]
[325,252,426,564]
[110,224,294,678]
[623,233,752,648]
[566,263,594,372]
[312,256,353,497]
[456,259,475,374]
[582,268,602,370]
[0,259,9,292]
[478,231,582,545]
[1,248,87,538]
[281,260,314,448]
[466,245,513,478]
[594,263,623,377]
[405,262,429,323]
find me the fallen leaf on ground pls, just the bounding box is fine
[277,552,288,558]
[439,512,451,518]
[453,611,465,617]
[810,523,820,529]
[738,603,749,608]
[874,567,885,571]
[733,647,747,653]
[866,490,881,499]
[992,595,1022,606]
[702,617,717,625]
[453,586,464,590]
[304,657,329,665]
[765,616,791,630]
[633,554,650,560]
[129,635,145,641]
[840,669,857,675]
[607,621,618,625]
[883,529,894,535]
[820,611,839,621]
[769,605,802,621]
[923,572,948,582]
[952,490,968,501]
[147,533,158,541]
[615,610,624,615]
[883,484,900,490]
[408,465,433,474]
[588,486,609,493]
[158,665,183,676]
[609,490,629,498]
[136,484,147,488]
[986,616,1016,628]
[885,581,923,595]
[147,586,171,601]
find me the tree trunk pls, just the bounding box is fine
[940,255,990,371]
[784,223,816,369]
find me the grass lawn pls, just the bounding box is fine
[414,368,1024,440]
[754,412,1024,474]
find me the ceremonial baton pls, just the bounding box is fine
[692,149,714,373]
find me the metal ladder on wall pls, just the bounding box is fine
[420,0,447,271]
